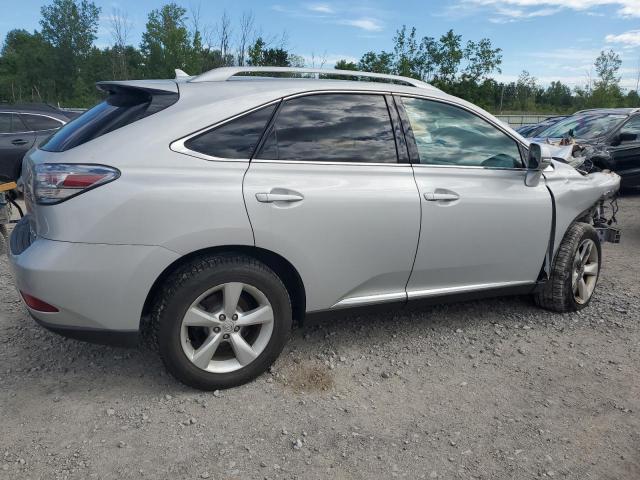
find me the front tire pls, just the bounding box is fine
[151,254,292,390]
[535,222,601,312]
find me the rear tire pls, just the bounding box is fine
[535,222,601,312]
[150,254,292,390]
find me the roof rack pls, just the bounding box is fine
[189,66,437,90]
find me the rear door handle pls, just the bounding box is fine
[11,139,28,146]
[256,192,304,203]
[424,192,460,202]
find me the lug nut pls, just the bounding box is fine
[234,326,240,332]
[232,314,238,321]
[223,334,230,339]
[219,314,226,321]
[213,327,220,333]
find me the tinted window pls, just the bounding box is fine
[0,113,11,134]
[256,94,397,163]
[402,97,523,168]
[620,116,640,142]
[185,103,276,159]
[21,114,63,131]
[538,113,626,140]
[42,88,177,152]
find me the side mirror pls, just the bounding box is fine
[525,143,553,187]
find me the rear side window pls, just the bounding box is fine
[256,93,397,163]
[0,113,28,134]
[41,87,177,152]
[184,103,277,159]
[0,113,12,133]
[21,114,63,132]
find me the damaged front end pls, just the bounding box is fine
[541,146,621,252]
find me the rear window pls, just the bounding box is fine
[41,87,178,152]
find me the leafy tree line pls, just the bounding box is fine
[335,26,639,113]
[0,0,638,112]
[0,0,302,106]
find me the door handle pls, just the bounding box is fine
[424,192,460,202]
[11,139,28,146]
[255,192,304,203]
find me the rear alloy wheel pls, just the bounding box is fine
[535,222,601,312]
[152,255,292,390]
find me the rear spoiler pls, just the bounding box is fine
[95,80,179,115]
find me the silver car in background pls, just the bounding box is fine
[8,67,621,390]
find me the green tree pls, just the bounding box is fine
[39,0,101,103]
[247,37,291,67]
[591,49,623,107]
[335,59,358,70]
[463,38,502,82]
[434,30,463,83]
[140,3,192,78]
[358,51,394,74]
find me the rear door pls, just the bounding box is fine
[0,113,35,180]
[243,92,421,312]
[397,96,552,299]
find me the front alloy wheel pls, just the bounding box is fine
[572,239,599,305]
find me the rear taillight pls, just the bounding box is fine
[33,164,120,205]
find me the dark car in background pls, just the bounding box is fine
[516,115,567,138]
[0,104,74,181]
[530,108,640,189]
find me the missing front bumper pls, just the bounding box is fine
[596,226,621,244]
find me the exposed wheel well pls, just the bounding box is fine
[141,246,306,326]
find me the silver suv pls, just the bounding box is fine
[8,67,621,390]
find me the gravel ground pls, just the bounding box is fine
[1,194,639,480]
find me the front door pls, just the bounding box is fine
[397,96,552,299]
[244,93,421,311]
[609,115,640,188]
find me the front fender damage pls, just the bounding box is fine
[544,160,621,256]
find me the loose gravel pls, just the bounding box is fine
[1,195,639,480]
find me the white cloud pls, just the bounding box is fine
[464,0,640,19]
[339,17,384,32]
[306,3,334,14]
[606,30,640,46]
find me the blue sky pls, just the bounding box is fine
[2,0,639,90]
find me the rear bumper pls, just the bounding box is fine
[8,221,180,339]
[30,313,139,347]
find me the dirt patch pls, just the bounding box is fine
[278,362,335,392]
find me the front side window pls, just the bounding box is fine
[401,97,523,168]
[0,113,28,134]
[21,114,63,132]
[184,103,277,159]
[256,93,397,163]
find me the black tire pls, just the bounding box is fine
[150,254,292,390]
[535,222,601,312]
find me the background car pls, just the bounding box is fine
[515,115,567,138]
[530,108,640,189]
[0,104,73,181]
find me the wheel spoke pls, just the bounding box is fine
[235,305,273,327]
[583,263,598,276]
[229,333,258,366]
[580,242,593,266]
[577,278,587,301]
[223,283,243,317]
[183,307,221,327]
[191,333,223,369]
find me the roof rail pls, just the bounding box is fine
[189,66,437,90]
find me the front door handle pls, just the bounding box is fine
[424,192,460,202]
[11,139,28,146]
[256,192,304,203]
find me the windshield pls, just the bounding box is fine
[536,113,627,140]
